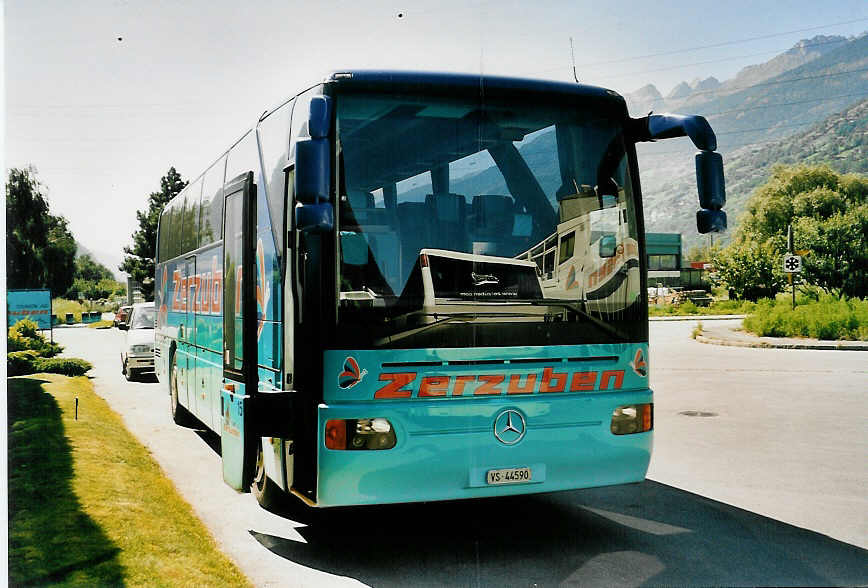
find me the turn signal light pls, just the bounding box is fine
[325,418,397,450]
[610,403,653,435]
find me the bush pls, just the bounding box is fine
[678,300,699,315]
[7,319,62,356]
[7,352,92,377]
[7,350,40,376]
[7,318,92,376]
[743,295,868,340]
[33,358,93,377]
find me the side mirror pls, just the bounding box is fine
[599,234,617,258]
[629,112,727,234]
[295,202,334,233]
[695,151,726,233]
[295,95,332,206]
[696,151,725,210]
[295,95,334,233]
[118,322,128,331]
[645,113,717,151]
[697,209,727,233]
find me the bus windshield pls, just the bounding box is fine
[336,90,644,349]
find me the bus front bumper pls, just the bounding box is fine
[315,390,652,507]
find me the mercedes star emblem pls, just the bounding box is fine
[493,409,526,445]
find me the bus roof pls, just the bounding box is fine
[323,70,625,104]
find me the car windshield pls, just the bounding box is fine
[130,307,155,329]
[335,89,645,349]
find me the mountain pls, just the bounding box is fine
[721,35,849,93]
[640,98,868,251]
[626,33,867,146]
[626,32,868,250]
[625,83,665,113]
[666,81,692,100]
[75,241,126,280]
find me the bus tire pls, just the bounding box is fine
[251,441,282,511]
[170,354,194,426]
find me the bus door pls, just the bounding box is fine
[178,256,196,412]
[184,256,207,426]
[221,172,258,490]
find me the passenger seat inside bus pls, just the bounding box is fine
[424,192,467,252]
[343,190,401,292]
[470,194,515,256]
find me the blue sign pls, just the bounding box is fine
[7,289,52,330]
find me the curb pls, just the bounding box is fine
[650,315,745,322]
[695,333,868,351]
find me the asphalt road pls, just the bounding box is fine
[52,323,868,587]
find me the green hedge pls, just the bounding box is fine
[743,296,868,340]
[34,358,93,377]
[7,319,90,376]
[8,350,41,376]
[7,350,92,377]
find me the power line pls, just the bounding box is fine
[706,91,868,117]
[589,35,858,81]
[715,121,815,136]
[682,64,868,98]
[573,16,868,68]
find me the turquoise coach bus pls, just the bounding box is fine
[154,71,726,508]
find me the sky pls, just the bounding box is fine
[5,0,868,275]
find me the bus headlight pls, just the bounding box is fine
[610,403,653,435]
[325,418,397,450]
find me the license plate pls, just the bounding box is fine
[486,467,532,485]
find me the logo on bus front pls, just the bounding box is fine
[631,348,647,378]
[338,356,368,389]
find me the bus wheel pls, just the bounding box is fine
[251,441,281,511]
[170,354,193,426]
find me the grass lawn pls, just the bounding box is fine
[8,374,251,586]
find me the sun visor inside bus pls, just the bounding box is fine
[308,96,332,139]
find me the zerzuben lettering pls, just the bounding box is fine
[373,369,626,398]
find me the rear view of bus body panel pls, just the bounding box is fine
[316,343,651,507]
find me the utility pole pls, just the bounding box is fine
[787,224,795,310]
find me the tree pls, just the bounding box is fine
[715,165,868,300]
[120,167,187,300]
[74,254,114,282]
[6,167,77,295]
[65,255,125,300]
[713,241,787,301]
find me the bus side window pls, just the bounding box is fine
[558,231,575,265]
[288,88,319,164]
[225,131,259,187]
[200,156,226,248]
[258,98,294,247]
[183,177,203,254]
[223,191,244,370]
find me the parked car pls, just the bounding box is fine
[119,302,155,381]
[114,305,132,327]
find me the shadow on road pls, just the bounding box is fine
[129,373,159,384]
[250,481,867,587]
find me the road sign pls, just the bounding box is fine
[7,289,52,329]
[783,254,802,273]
